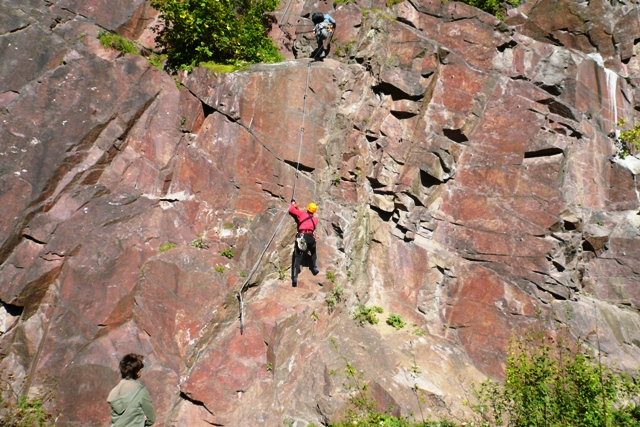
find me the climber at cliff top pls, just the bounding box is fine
[289,200,319,287]
[311,12,336,61]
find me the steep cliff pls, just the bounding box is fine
[1,0,640,426]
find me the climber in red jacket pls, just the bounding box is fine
[289,200,319,287]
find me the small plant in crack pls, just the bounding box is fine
[386,313,406,330]
[220,247,234,259]
[325,286,345,313]
[353,305,383,326]
[278,266,287,281]
[190,234,209,249]
[158,242,177,253]
[326,271,337,283]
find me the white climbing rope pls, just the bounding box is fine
[237,60,314,334]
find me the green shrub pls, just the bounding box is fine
[158,242,177,253]
[345,41,355,52]
[147,52,166,69]
[616,118,640,158]
[412,324,425,337]
[190,235,209,249]
[215,265,226,273]
[454,0,520,18]
[328,339,461,427]
[326,285,345,312]
[330,413,461,426]
[2,395,54,427]
[326,271,337,283]
[473,331,640,427]
[220,248,234,259]
[386,313,406,330]
[98,30,138,55]
[353,305,383,326]
[386,0,405,7]
[150,0,284,69]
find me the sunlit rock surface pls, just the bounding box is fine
[1,0,640,425]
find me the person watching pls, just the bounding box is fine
[107,353,156,427]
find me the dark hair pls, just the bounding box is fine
[312,12,325,24]
[119,354,144,379]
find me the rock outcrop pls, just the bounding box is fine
[1,0,640,426]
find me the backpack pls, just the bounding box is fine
[314,21,330,40]
[313,13,334,40]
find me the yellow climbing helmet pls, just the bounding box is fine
[307,202,317,213]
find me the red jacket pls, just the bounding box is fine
[289,203,318,233]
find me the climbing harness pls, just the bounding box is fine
[236,56,315,335]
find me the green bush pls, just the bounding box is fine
[455,0,520,18]
[151,0,284,69]
[147,52,167,69]
[220,247,234,259]
[326,271,337,283]
[330,413,460,426]
[386,313,406,330]
[190,235,209,249]
[98,30,138,55]
[326,285,345,312]
[353,305,384,326]
[473,331,640,427]
[616,118,640,158]
[2,395,54,427]
[386,0,405,7]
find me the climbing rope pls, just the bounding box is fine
[277,0,295,31]
[292,60,313,197]
[237,59,315,335]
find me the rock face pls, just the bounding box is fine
[1,0,640,426]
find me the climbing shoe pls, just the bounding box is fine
[311,268,319,276]
[292,279,298,287]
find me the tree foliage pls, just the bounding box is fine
[473,331,640,427]
[151,0,283,69]
[616,118,640,158]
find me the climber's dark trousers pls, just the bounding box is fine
[291,234,318,281]
[315,35,328,59]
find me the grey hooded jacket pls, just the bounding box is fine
[107,379,156,427]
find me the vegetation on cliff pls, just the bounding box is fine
[150,0,283,69]
[325,330,640,427]
[457,0,521,18]
[472,331,640,427]
[616,118,640,158]
[1,395,54,427]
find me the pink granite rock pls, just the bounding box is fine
[2,0,640,426]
